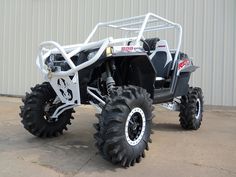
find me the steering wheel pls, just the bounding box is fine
[140,37,151,55]
[127,38,151,55]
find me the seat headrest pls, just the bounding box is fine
[143,38,160,51]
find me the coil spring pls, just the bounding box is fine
[106,76,115,96]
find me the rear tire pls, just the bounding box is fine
[94,86,154,167]
[179,87,204,130]
[19,82,74,138]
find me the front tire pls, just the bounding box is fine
[19,82,74,138]
[94,86,154,167]
[179,87,204,130]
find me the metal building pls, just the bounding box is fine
[0,0,235,106]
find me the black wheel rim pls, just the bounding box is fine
[44,99,60,123]
[128,112,143,141]
[125,107,146,146]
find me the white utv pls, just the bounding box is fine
[20,13,204,167]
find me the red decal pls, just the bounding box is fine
[178,59,190,70]
[157,45,166,48]
[121,46,134,52]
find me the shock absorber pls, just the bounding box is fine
[105,62,115,96]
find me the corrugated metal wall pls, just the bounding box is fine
[0,0,235,106]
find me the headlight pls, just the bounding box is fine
[45,54,69,72]
[87,51,98,60]
[45,55,56,71]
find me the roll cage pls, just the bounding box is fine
[37,13,182,77]
[36,13,183,117]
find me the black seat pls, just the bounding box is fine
[151,51,172,79]
[143,38,172,79]
[143,38,160,51]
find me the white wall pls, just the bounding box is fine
[0,0,235,106]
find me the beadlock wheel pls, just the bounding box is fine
[125,107,146,146]
[19,82,74,138]
[179,87,204,130]
[94,85,154,167]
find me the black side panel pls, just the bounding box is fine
[174,72,190,97]
[76,54,156,102]
[113,55,156,98]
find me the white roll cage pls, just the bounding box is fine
[36,13,182,118]
[37,13,182,77]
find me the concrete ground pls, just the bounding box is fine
[0,96,235,177]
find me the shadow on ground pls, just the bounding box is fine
[0,106,185,176]
[19,121,185,176]
[152,123,183,132]
[22,127,121,176]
